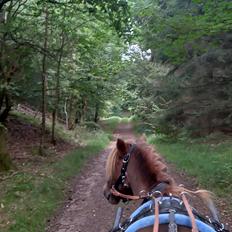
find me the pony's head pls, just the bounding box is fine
[103,138,174,204]
[103,138,133,204]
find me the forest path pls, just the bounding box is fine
[46,124,137,232]
[46,124,231,232]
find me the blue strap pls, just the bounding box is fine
[125,214,216,232]
[130,198,181,219]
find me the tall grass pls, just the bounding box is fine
[148,135,232,208]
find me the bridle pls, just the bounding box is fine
[113,143,136,195]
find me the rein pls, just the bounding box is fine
[111,182,169,201]
[111,185,199,232]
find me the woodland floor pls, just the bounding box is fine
[46,124,232,232]
[6,115,76,167]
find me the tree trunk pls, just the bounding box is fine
[64,99,69,130]
[0,91,12,122]
[51,31,65,145]
[0,125,11,171]
[39,5,49,155]
[80,97,87,123]
[0,88,5,117]
[0,9,10,123]
[68,95,74,129]
[94,103,99,123]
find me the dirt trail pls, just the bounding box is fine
[46,124,231,232]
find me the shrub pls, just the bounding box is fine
[81,121,102,131]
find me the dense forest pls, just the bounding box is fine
[123,0,232,137]
[0,0,231,163]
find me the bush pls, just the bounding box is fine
[134,122,154,135]
[100,116,122,133]
[81,121,102,131]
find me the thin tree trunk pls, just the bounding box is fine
[39,5,49,155]
[0,125,11,171]
[64,99,69,130]
[51,31,65,145]
[80,97,87,123]
[94,103,99,123]
[68,95,74,129]
[0,10,8,122]
[0,88,5,113]
[0,91,11,122]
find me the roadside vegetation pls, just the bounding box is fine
[0,112,122,232]
[101,116,133,133]
[148,134,232,197]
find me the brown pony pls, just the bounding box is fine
[103,138,222,232]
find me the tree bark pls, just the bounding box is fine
[68,95,74,129]
[0,9,11,123]
[80,97,87,123]
[94,103,99,123]
[0,91,12,122]
[0,125,11,171]
[39,5,49,155]
[51,31,65,144]
[0,88,5,114]
[64,99,69,130]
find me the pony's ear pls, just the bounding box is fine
[116,138,127,156]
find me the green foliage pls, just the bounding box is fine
[133,0,232,63]
[133,122,155,135]
[0,0,131,128]
[101,116,123,133]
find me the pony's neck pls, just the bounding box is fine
[127,152,158,195]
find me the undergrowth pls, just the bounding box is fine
[0,132,109,232]
[148,134,232,214]
[0,111,114,232]
[101,116,132,133]
[10,111,78,144]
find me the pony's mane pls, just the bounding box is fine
[106,146,118,182]
[134,141,175,186]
